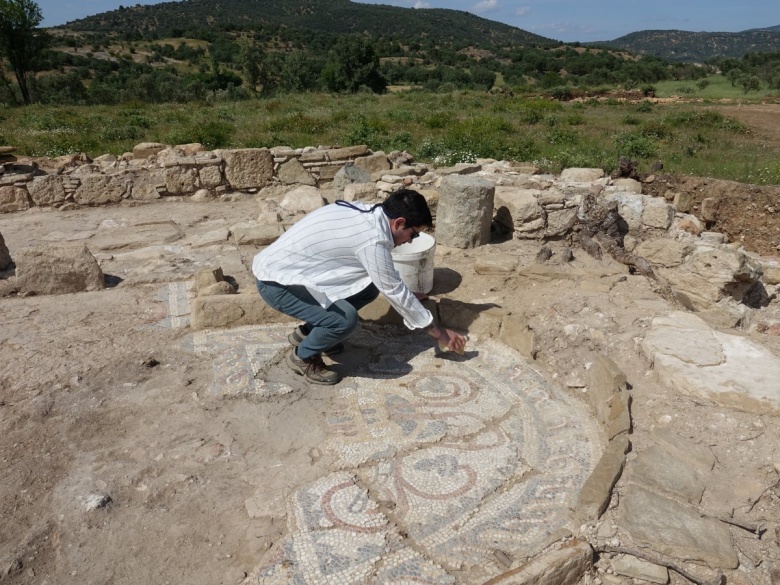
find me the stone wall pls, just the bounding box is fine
[2,143,776,319]
[0,142,411,213]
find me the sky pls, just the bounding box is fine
[38,0,778,43]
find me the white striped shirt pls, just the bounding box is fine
[252,202,433,330]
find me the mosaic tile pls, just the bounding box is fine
[187,324,601,585]
[374,548,455,585]
[286,472,388,534]
[251,529,387,585]
[190,324,293,398]
[150,281,192,329]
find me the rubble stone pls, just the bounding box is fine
[27,175,67,206]
[354,152,391,175]
[191,293,295,329]
[333,163,371,198]
[198,164,223,189]
[229,221,285,246]
[610,556,668,584]
[163,166,200,195]
[0,186,30,212]
[278,158,316,186]
[133,142,167,159]
[280,186,325,213]
[0,229,11,270]
[74,174,128,205]
[575,435,630,523]
[15,243,105,294]
[487,540,592,585]
[560,168,604,182]
[221,148,274,190]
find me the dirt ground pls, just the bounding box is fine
[638,103,780,257]
[2,104,780,584]
[1,193,779,584]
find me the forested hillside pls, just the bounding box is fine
[601,29,780,62]
[62,0,552,48]
[1,0,779,107]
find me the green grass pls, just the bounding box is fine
[654,74,776,100]
[3,88,780,185]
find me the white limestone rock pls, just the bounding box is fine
[280,185,325,213]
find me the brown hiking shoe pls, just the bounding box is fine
[288,325,344,356]
[286,348,342,385]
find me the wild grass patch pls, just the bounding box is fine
[2,91,777,184]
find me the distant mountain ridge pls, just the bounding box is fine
[60,0,554,48]
[598,27,780,62]
[57,1,780,63]
[744,25,780,33]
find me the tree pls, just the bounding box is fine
[740,74,761,94]
[239,40,262,95]
[0,0,48,104]
[321,37,386,94]
[725,69,742,88]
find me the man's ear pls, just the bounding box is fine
[390,217,406,230]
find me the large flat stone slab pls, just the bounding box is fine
[88,221,183,251]
[641,312,780,414]
[618,483,737,569]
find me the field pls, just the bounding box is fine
[3,81,780,185]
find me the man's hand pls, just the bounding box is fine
[425,324,467,353]
[437,328,467,353]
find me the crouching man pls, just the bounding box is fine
[253,189,466,385]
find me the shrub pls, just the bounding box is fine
[515,98,563,124]
[641,120,673,139]
[615,131,659,159]
[549,86,573,101]
[635,100,653,113]
[98,124,143,142]
[266,112,327,134]
[416,114,538,164]
[547,128,580,145]
[664,110,748,133]
[422,111,451,129]
[342,116,411,151]
[164,116,234,149]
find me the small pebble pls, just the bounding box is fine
[83,493,112,511]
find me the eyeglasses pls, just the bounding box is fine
[409,227,421,239]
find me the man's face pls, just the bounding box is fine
[390,218,422,247]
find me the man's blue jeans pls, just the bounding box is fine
[255,279,379,360]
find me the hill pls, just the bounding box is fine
[59,0,555,49]
[598,28,780,62]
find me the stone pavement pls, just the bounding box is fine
[181,318,602,584]
[642,311,780,414]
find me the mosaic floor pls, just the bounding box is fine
[152,282,192,330]
[181,321,602,585]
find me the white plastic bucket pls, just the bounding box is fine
[392,232,436,294]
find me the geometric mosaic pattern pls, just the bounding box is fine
[152,282,192,330]
[231,325,602,585]
[190,323,294,399]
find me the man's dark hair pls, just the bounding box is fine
[382,189,433,228]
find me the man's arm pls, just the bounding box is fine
[356,243,467,351]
